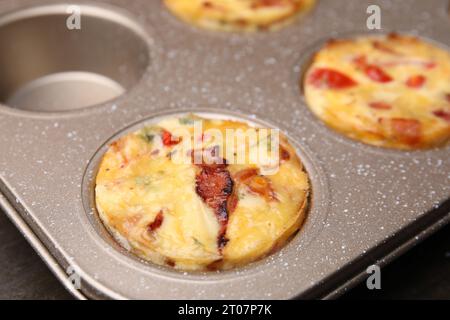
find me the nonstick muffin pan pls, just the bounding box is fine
[0,0,449,299]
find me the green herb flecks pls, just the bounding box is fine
[179,117,195,125]
[135,176,152,187]
[192,237,204,248]
[139,126,159,144]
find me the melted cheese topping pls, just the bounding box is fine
[164,0,315,32]
[303,34,450,150]
[95,115,310,270]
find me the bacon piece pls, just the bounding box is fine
[234,168,259,181]
[387,32,401,40]
[389,118,422,146]
[161,129,181,147]
[227,192,239,214]
[446,94,450,103]
[195,161,234,252]
[148,211,164,232]
[252,0,287,8]
[196,164,233,211]
[166,259,175,267]
[353,55,368,69]
[202,1,227,12]
[280,146,291,162]
[372,41,399,55]
[202,1,213,8]
[433,110,450,122]
[247,176,276,200]
[369,102,392,110]
[217,234,229,252]
[406,75,426,88]
[234,168,277,201]
[308,68,358,89]
[206,259,223,271]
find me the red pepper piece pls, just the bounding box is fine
[308,68,358,89]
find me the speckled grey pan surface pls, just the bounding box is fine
[0,0,449,299]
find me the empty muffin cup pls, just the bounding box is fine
[0,4,151,112]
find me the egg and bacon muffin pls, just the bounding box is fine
[95,115,310,271]
[303,34,450,150]
[164,0,316,32]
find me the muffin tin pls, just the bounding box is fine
[0,0,449,299]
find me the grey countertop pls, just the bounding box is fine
[0,209,449,300]
[0,210,72,299]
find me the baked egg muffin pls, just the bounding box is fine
[164,0,316,32]
[95,114,310,271]
[303,34,450,150]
